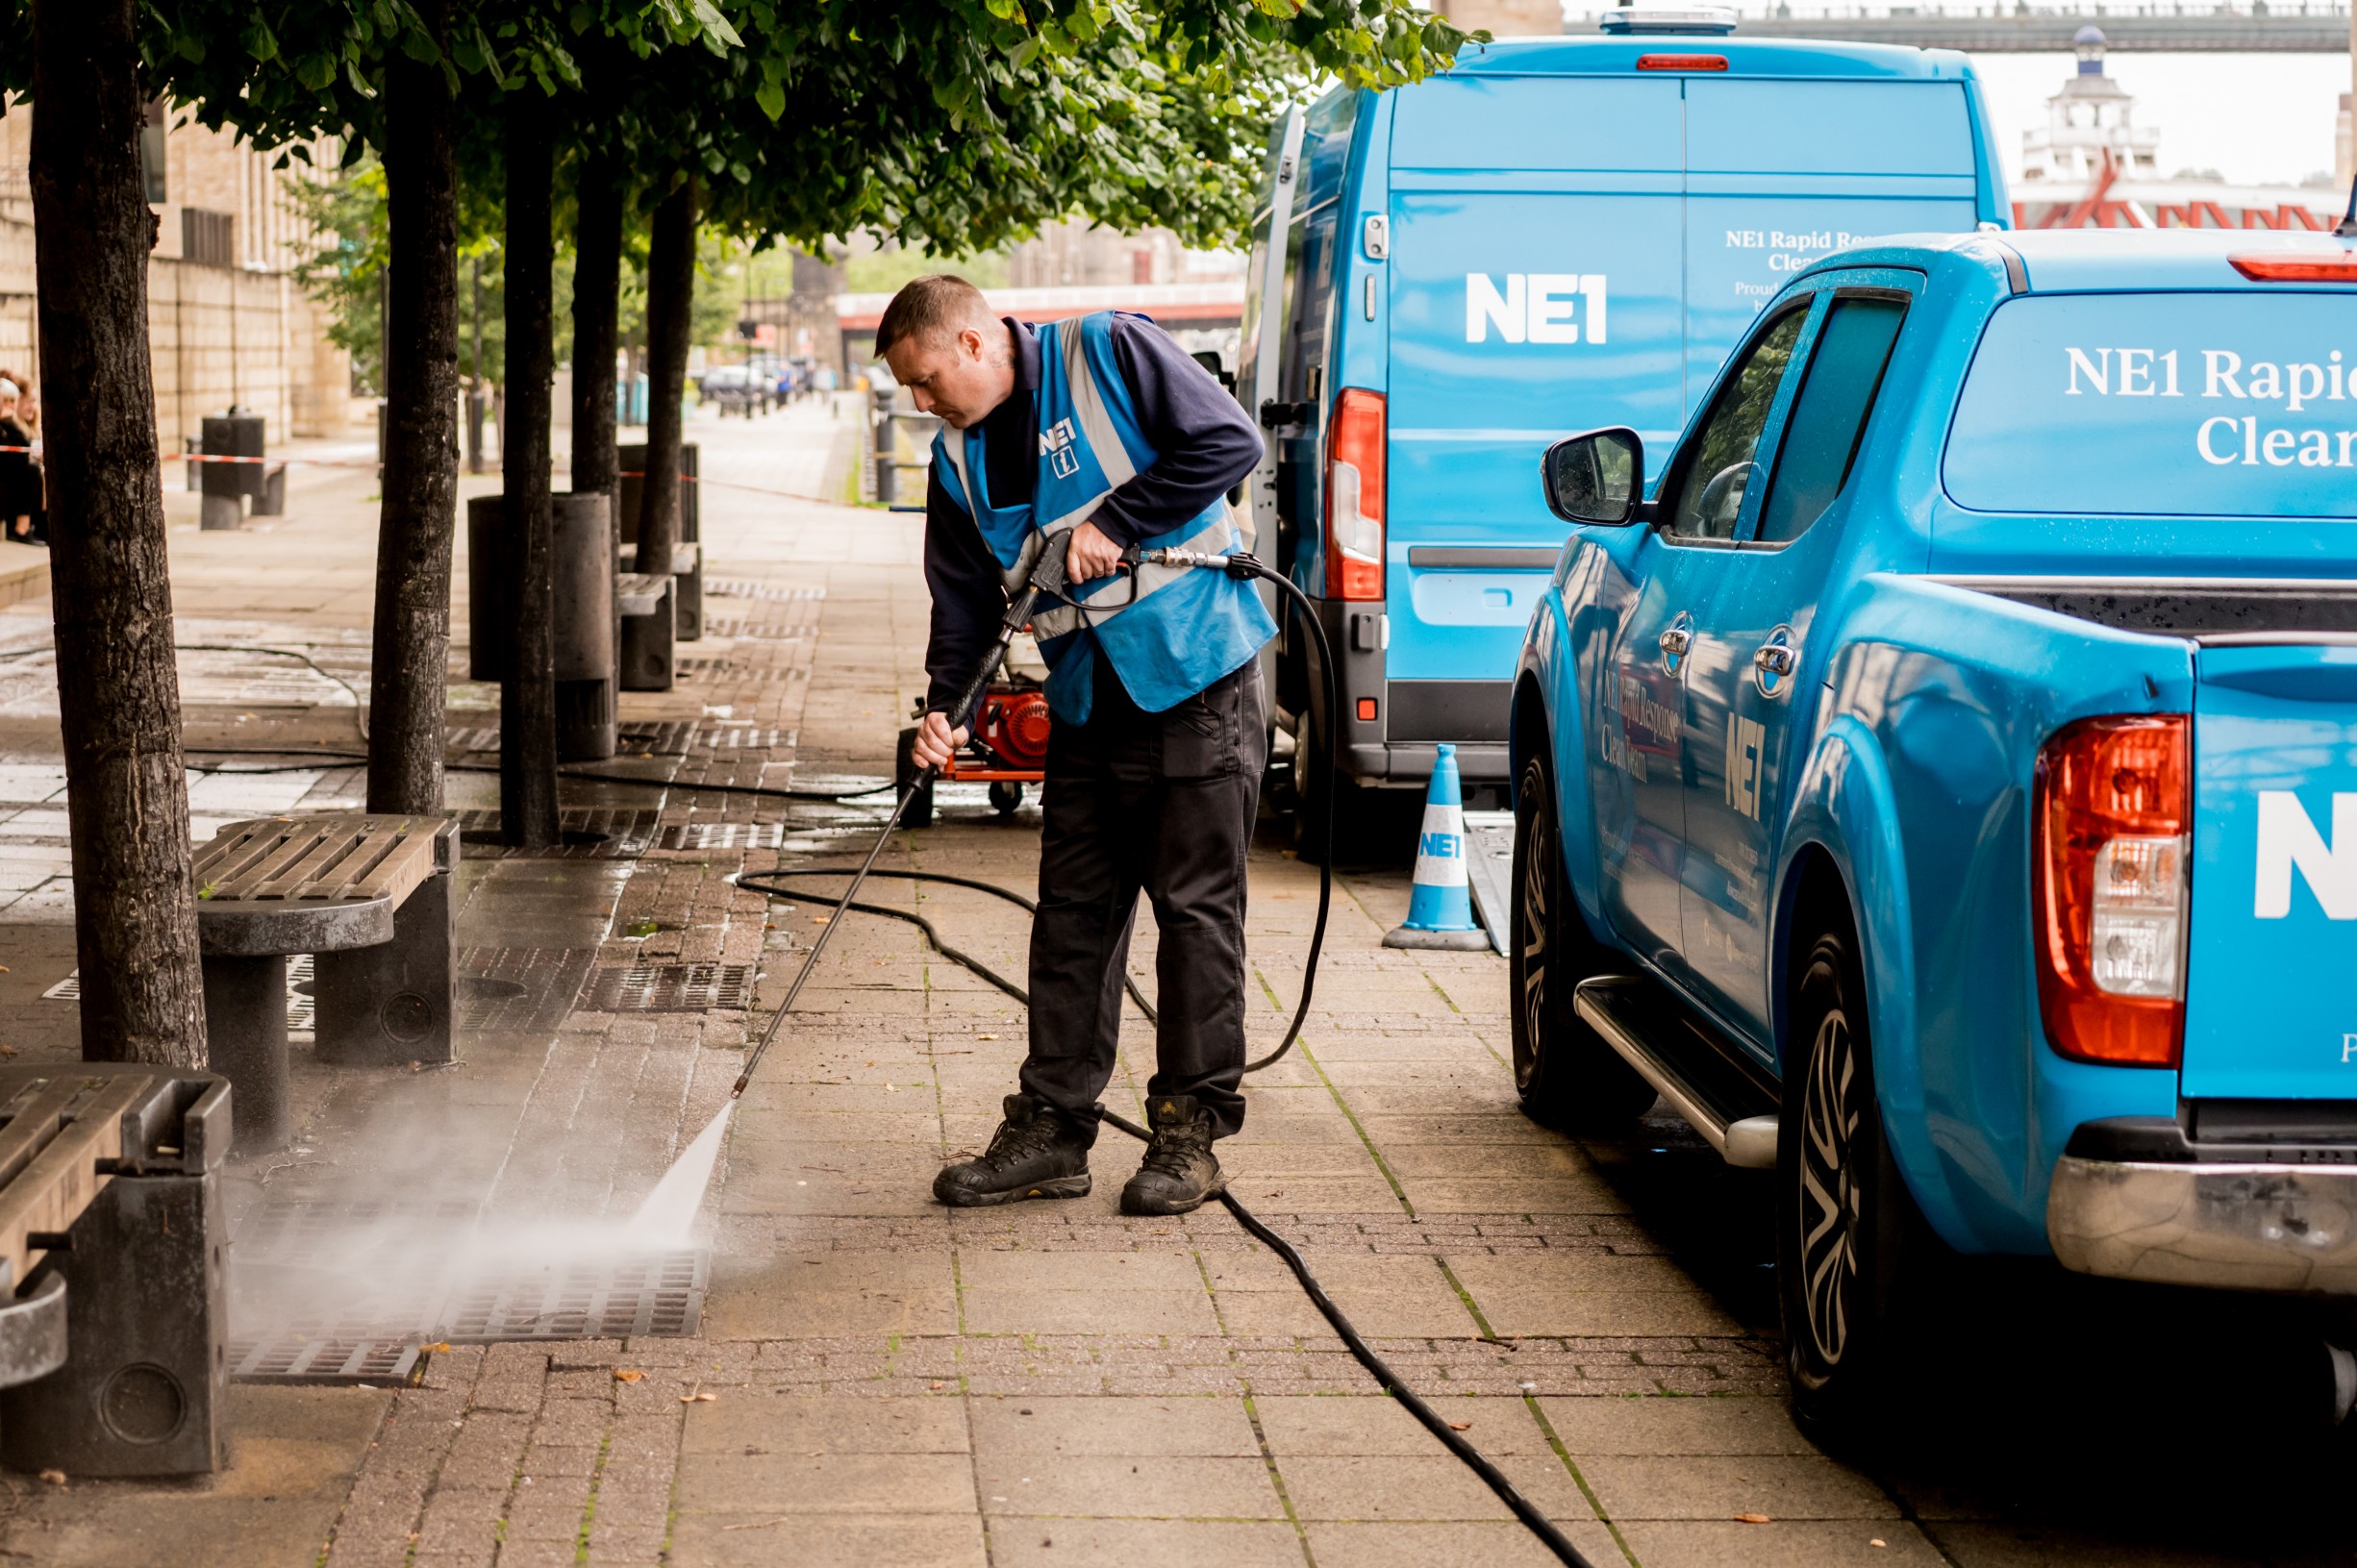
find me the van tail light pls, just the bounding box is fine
[1325,387,1385,602]
[2033,714,2191,1067]
[1637,53,1729,70]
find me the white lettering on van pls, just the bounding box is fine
[2205,350,2244,398]
[1467,274,1525,343]
[2066,347,2111,395]
[1466,274,1607,346]
[2195,416,2241,464]
[2255,791,2357,919]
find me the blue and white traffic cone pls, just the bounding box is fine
[1382,743,1492,951]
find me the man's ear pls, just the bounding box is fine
[958,325,988,362]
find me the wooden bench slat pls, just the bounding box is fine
[0,1074,150,1286]
[195,822,293,890]
[343,832,435,904]
[0,1078,88,1194]
[254,823,374,900]
[217,824,337,900]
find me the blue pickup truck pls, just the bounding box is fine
[1237,21,2008,845]
[1511,226,2357,1429]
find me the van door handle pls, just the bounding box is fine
[1753,644,1794,678]
[1657,626,1693,658]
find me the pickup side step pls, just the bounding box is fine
[1573,976,1782,1169]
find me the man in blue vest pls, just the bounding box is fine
[878,274,1272,1216]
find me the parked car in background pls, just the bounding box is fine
[1238,17,2008,845]
[1511,226,2357,1431]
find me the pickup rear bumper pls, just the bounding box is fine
[2047,1117,2357,1296]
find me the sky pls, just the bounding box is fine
[1966,51,2350,187]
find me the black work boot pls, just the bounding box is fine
[1120,1095,1226,1216]
[934,1094,1093,1207]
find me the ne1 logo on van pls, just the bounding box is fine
[1466,274,1608,345]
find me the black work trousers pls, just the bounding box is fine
[1020,655,1265,1140]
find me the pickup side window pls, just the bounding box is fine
[1662,306,1807,542]
[1755,294,1908,545]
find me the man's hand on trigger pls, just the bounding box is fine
[911,711,968,772]
[1065,518,1124,584]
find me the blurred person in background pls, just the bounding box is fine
[0,376,38,547]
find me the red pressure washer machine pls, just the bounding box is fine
[895,673,1052,825]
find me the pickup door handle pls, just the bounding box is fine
[1753,644,1795,678]
[1658,627,1693,658]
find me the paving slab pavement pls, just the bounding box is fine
[0,400,2346,1565]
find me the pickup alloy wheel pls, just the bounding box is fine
[1776,925,1938,1438]
[1510,755,1654,1131]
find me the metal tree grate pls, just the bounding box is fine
[48,954,315,1032]
[228,1334,420,1384]
[441,1251,706,1341]
[584,963,755,1012]
[455,807,660,859]
[230,1200,708,1382]
[691,727,794,752]
[675,657,799,684]
[704,580,825,603]
[656,822,786,851]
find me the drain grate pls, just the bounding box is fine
[705,580,825,603]
[236,1197,484,1255]
[690,727,794,752]
[49,955,315,1032]
[657,822,785,851]
[455,807,659,858]
[699,616,804,639]
[228,1334,420,1385]
[442,1251,706,1341]
[616,721,698,756]
[584,962,755,1012]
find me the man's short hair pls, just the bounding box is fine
[875,274,992,358]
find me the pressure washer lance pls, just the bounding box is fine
[730,529,1063,1099]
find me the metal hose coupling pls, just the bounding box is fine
[1126,546,1267,581]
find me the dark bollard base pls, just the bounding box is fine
[619,580,675,691]
[557,676,617,761]
[198,494,242,531]
[0,1137,229,1476]
[315,869,457,1068]
[201,954,288,1154]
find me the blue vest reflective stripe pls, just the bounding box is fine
[932,312,1275,724]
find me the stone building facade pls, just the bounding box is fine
[0,100,353,448]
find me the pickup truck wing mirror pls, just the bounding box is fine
[1542,427,1644,527]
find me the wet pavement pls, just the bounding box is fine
[0,396,2349,1566]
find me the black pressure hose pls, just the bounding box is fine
[734,551,1592,1567]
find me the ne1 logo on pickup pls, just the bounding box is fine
[1466,274,1608,345]
[2255,791,2357,918]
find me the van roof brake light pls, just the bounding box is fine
[1637,53,1729,70]
[2229,253,2357,283]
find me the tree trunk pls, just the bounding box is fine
[30,0,206,1067]
[570,148,623,500]
[366,0,460,816]
[499,105,559,850]
[637,176,696,578]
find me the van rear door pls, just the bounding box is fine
[1683,79,1980,410]
[2181,642,2357,1102]
[1386,76,1686,723]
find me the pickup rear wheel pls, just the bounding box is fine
[1776,925,1938,1440]
[1510,755,1655,1132]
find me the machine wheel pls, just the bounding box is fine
[988,780,1024,815]
[894,727,936,828]
[1776,922,1940,1443]
[1509,755,1655,1132]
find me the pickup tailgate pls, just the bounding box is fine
[2182,642,2357,1101]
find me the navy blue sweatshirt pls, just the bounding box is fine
[921,314,1263,715]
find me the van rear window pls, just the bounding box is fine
[1944,292,2357,519]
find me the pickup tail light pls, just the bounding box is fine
[2033,714,2190,1066]
[1326,387,1385,602]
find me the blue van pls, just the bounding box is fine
[1236,18,2010,834]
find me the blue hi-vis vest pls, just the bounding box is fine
[932,311,1275,726]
